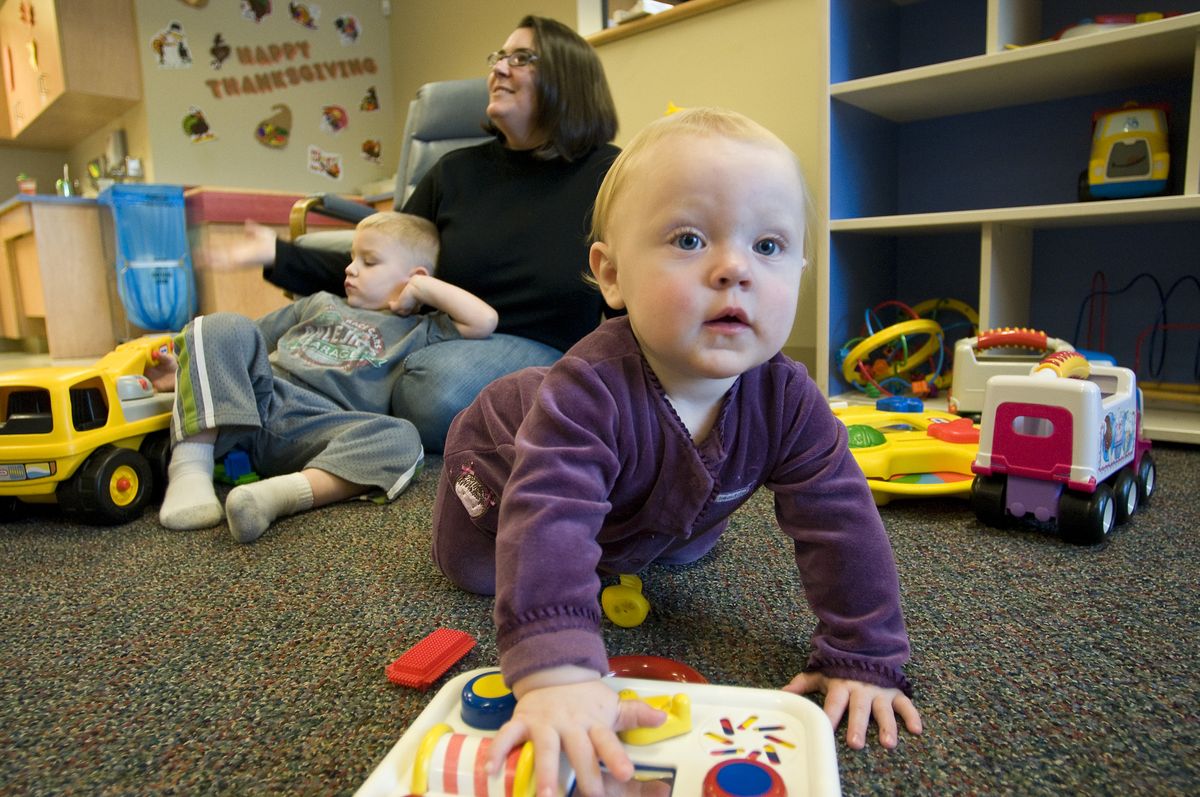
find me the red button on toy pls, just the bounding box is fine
[926,416,979,444]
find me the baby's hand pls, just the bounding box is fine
[783,672,922,750]
[488,667,666,797]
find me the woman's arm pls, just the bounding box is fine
[262,238,351,296]
[204,220,350,298]
[391,273,498,338]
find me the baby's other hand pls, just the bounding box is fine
[205,220,277,271]
[783,672,922,750]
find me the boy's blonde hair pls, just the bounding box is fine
[357,211,440,271]
[590,107,810,250]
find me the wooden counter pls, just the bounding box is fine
[0,195,117,358]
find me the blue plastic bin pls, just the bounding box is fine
[99,184,197,332]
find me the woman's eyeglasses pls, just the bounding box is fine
[487,49,539,68]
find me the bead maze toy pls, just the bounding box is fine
[833,398,979,505]
[970,351,1156,545]
[357,667,840,797]
[838,298,977,399]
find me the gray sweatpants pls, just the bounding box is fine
[172,313,422,499]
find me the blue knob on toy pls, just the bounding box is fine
[460,670,516,730]
[876,396,923,413]
[703,759,786,797]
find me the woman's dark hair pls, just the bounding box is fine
[488,15,618,161]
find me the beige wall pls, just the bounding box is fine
[0,144,74,196]
[389,1,577,133]
[389,0,824,359]
[591,0,823,357]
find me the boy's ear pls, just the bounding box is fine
[589,241,626,310]
[410,264,431,277]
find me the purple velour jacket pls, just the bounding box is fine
[439,317,913,695]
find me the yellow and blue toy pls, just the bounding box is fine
[459,670,516,731]
[1084,101,1169,200]
[834,398,980,505]
[0,335,175,524]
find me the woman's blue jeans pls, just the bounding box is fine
[391,334,562,452]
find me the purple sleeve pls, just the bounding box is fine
[493,360,621,686]
[769,385,913,695]
[262,239,349,296]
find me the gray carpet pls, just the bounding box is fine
[2,445,1197,796]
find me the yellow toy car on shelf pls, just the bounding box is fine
[1083,101,1169,200]
[833,398,980,506]
[0,335,174,524]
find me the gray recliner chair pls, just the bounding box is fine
[289,77,491,249]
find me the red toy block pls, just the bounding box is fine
[385,628,476,689]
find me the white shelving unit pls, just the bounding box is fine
[820,0,1200,444]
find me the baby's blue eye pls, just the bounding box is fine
[754,238,781,256]
[675,232,702,251]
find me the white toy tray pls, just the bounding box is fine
[357,667,840,797]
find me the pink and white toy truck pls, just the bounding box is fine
[970,351,1156,545]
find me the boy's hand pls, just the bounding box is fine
[205,220,277,271]
[488,667,666,797]
[144,350,178,393]
[387,280,421,316]
[783,672,922,750]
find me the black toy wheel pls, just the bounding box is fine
[58,445,152,525]
[1136,453,1157,507]
[1059,483,1114,545]
[1111,467,1139,525]
[971,475,1009,528]
[140,431,172,504]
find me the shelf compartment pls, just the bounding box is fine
[823,1,1200,445]
[832,79,1195,219]
[831,12,1200,123]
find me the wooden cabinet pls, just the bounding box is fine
[822,1,1200,444]
[0,196,118,358]
[0,0,140,147]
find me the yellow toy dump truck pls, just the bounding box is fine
[1,336,174,524]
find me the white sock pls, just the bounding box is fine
[159,441,223,530]
[225,473,314,544]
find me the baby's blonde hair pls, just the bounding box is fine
[590,107,810,247]
[357,211,440,271]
